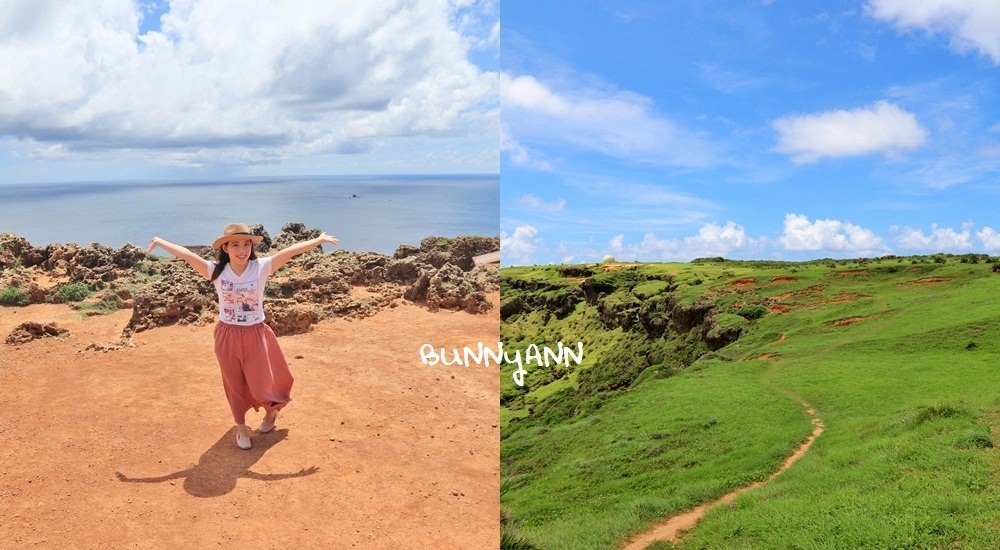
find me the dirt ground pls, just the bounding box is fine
[0,293,499,549]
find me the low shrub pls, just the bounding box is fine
[0,285,30,306]
[57,283,92,303]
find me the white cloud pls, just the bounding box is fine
[501,72,718,168]
[867,0,1000,63]
[977,226,1000,250]
[772,101,927,163]
[0,0,497,167]
[516,194,565,213]
[683,221,758,257]
[779,214,887,253]
[600,221,760,262]
[500,225,542,265]
[500,123,551,170]
[891,223,973,251]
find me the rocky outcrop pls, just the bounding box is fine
[6,322,69,345]
[393,235,501,273]
[122,269,216,337]
[272,223,323,260]
[0,227,498,341]
[248,223,272,253]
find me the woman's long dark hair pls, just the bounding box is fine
[211,247,258,282]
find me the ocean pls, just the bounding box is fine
[0,175,498,255]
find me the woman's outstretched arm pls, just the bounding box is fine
[269,233,340,272]
[147,237,212,279]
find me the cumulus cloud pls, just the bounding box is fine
[891,223,973,251]
[0,0,497,167]
[779,214,887,253]
[601,221,760,262]
[772,101,927,163]
[501,72,718,168]
[500,225,542,265]
[868,0,1000,63]
[976,226,1000,250]
[683,221,758,257]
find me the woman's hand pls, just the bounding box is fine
[317,233,340,246]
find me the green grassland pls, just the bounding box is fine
[500,255,1000,549]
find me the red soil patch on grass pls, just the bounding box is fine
[829,314,879,327]
[769,304,791,314]
[771,285,824,302]
[769,277,798,283]
[730,278,757,287]
[910,277,951,284]
[835,270,869,277]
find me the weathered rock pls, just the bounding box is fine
[385,256,429,285]
[393,244,420,259]
[0,233,45,268]
[268,265,351,304]
[438,236,501,271]
[703,317,743,351]
[248,223,272,253]
[267,299,320,336]
[418,263,493,314]
[122,268,215,337]
[6,322,68,345]
[1,228,497,342]
[273,222,321,248]
[113,244,147,269]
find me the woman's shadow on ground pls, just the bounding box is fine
[115,427,318,498]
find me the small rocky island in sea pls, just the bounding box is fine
[0,223,499,346]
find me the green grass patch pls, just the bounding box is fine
[0,285,30,306]
[56,282,93,303]
[501,257,1000,548]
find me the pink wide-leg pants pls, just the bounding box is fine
[213,321,293,425]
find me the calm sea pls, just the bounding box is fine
[0,175,498,255]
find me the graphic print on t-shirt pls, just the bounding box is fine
[219,279,258,324]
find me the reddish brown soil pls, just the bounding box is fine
[0,293,500,548]
[829,314,879,327]
[911,277,951,284]
[769,277,798,283]
[730,278,757,286]
[835,270,869,277]
[770,285,824,302]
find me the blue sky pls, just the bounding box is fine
[0,0,498,184]
[501,0,1000,264]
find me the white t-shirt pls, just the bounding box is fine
[208,257,273,326]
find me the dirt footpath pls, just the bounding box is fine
[0,294,499,549]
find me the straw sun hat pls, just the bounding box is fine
[211,223,264,250]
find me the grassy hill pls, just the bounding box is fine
[500,255,1000,549]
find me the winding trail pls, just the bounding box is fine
[621,399,825,549]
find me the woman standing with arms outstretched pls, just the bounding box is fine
[147,223,340,449]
